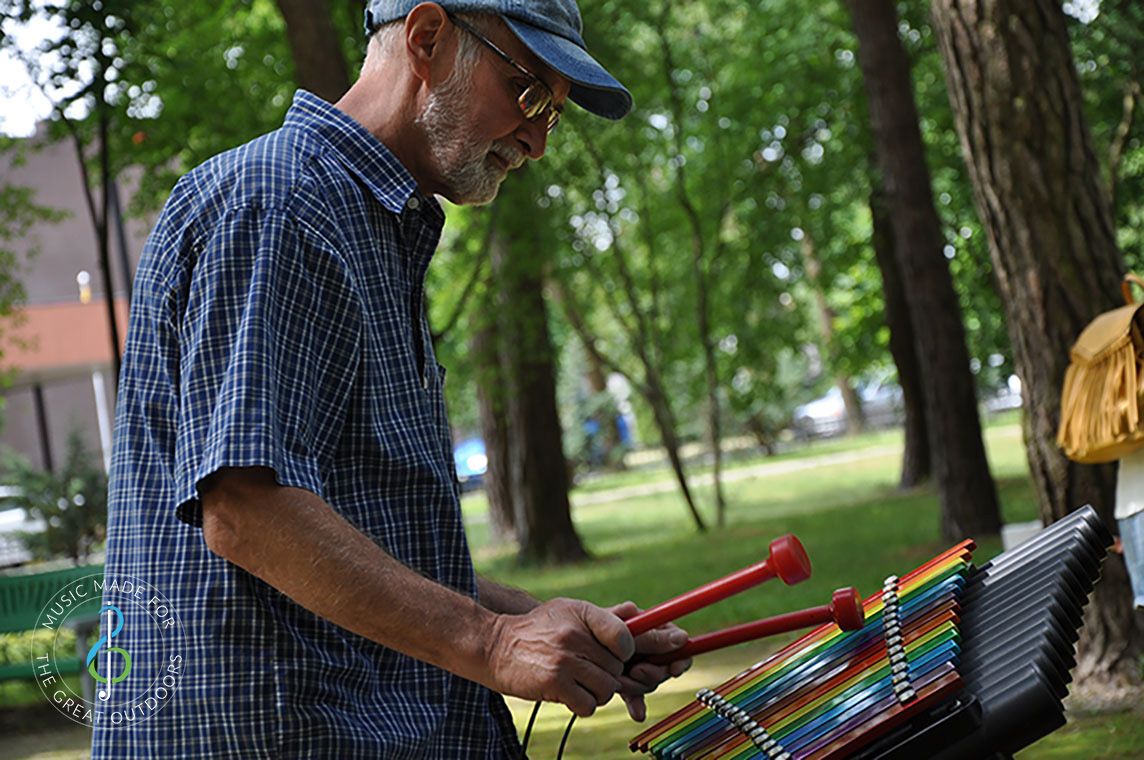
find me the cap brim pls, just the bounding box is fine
[503,18,633,121]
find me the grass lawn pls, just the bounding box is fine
[460,411,1022,519]
[471,423,1144,759]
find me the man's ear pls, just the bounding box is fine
[403,2,455,86]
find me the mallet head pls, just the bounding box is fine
[769,534,812,585]
[831,586,865,631]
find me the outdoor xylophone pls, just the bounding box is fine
[627,505,1112,760]
[522,535,867,758]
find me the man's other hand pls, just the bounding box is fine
[609,601,692,722]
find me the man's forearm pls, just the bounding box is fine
[476,575,540,615]
[201,467,498,687]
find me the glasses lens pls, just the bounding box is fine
[519,83,560,133]
[519,83,550,120]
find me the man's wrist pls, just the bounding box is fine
[476,576,540,615]
[449,599,505,689]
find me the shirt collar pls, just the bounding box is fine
[283,90,439,218]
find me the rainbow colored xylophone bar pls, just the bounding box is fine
[630,540,976,760]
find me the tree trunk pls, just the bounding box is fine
[644,371,708,532]
[932,0,1144,692]
[655,1,727,525]
[870,181,930,488]
[471,295,515,543]
[746,413,778,456]
[275,0,352,103]
[573,126,708,532]
[799,230,865,435]
[848,0,1001,541]
[490,183,587,565]
[96,96,121,391]
[699,298,727,526]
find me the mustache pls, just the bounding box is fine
[491,142,527,171]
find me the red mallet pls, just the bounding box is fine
[644,587,865,665]
[625,534,812,638]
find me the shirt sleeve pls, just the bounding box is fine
[174,205,362,526]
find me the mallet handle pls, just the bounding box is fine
[642,587,864,664]
[625,534,811,637]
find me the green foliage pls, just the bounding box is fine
[0,627,79,667]
[3,431,108,563]
[0,0,364,214]
[525,0,1026,456]
[557,343,629,472]
[0,0,140,189]
[108,0,303,213]
[427,202,497,435]
[0,629,40,666]
[4,0,1141,470]
[422,0,1143,458]
[1069,2,1144,269]
[534,1,835,445]
[725,346,813,447]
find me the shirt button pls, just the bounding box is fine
[407,196,421,211]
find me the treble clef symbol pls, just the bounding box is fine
[85,604,131,700]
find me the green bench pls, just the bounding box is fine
[0,564,105,683]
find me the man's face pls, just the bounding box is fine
[415,20,570,205]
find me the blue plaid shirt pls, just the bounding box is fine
[94,91,520,758]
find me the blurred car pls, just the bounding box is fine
[791,380,904,439]
[983,374,1023,414]
[453,438,488,492]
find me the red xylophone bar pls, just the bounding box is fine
[642,586,865,664]
[624,534,812,637]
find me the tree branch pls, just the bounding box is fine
[570,121,655,351]
[547,277,638,392]
[432,206,499,343]
[1108,79,1140,210]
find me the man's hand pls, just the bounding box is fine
[484,598,635,717]
[609,601,693,722]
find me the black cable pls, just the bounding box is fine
[556,714,577,760]
[520,700,541,759]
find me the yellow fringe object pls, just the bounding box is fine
[1057,293,1144,464]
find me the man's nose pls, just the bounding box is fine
[515,116,550,161]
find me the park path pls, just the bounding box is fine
[573,444,903,505]
[464,443,901,525]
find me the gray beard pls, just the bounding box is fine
[416,74,504,205]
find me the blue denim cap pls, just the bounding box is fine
[364,0,633,120]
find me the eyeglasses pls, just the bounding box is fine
[448,14,562,133]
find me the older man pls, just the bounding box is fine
[93,1,688,757]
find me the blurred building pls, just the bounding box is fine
[0,124,151,480]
